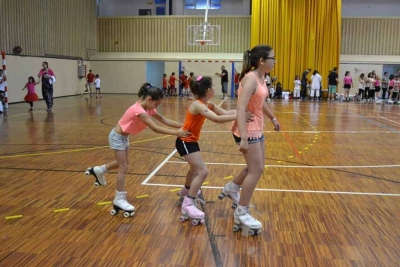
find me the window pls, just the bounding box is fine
[185,0,221,10]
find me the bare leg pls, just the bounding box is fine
[183,152,208,198]
[238,140,265,206]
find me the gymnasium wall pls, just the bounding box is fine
[0,0,97,58]
[6,55,88,103]
[341,18,400,55]
[97,16,250,53]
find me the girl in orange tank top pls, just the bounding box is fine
[175,75,238,225]
[219,45,281,236]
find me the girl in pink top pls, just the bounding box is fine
[220,45,280,236]
[374,76,382,103]
[22,76,39,112]
[85,83,190,217]
[343,71,353,101]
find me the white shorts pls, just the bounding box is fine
[108,129,129,150]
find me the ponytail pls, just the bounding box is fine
[138,83,163,100]
[240,50,251,82]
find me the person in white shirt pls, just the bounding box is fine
[310,70,322,100]
[94,74,102,99]
[293,75,301,99]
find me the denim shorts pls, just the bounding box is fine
[233,134,265,145]
[109,129,129,150]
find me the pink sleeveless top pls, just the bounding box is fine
[231,72,268,139]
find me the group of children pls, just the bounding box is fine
[163,71,194,99]
[86,44,280,236]
[356,71,400,104]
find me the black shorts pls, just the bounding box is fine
[375,86,381,92]
[233,134,265,145]
[176,138,200,157]
[389,86,393,90]
[344,84,351,89]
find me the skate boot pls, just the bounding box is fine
[218,182,240,209]
[233,205,262,236]
[180,196,205,226]
[85,166,106,187]
[110,191,135,218]
[177,187,202,203]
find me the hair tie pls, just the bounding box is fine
[248,50,251,56]
[196,76,203,81]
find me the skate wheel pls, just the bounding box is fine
[249,229,256,236]
[218,193,225,200]
[94,182,99,187]
[85,171,90,175]
[231,203,237,210]
[179,216,186,223]
[191,220,199,226]
[123,212,131,218]
[179,198,184,203]
[110,209,117,216]
[233,224,241,232]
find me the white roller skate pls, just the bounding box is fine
[218,182,240,209]
[233,205,262,236]
[180,196,205,226]
[110,191,135,218]
[85,166,106,187]
[177,187,202,203]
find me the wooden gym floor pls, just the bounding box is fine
[0,95,399,267]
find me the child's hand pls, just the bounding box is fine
[272,118,280,132]
[245,109,254,122]
[176,128,191,138]
[239,139,249,154]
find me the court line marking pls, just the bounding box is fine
[201,130,399,133]
[3,102,86,118]
[142,99,226,185]
[0,135,171,159]
[166,161,400,169]
[141,149,177,185]
[142,183,400,197]
[381,117,400,125]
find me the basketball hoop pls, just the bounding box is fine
[187,0,220,46]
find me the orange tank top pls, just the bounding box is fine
[180,99,213,142]
[231,71,269,139]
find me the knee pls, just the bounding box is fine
[198,167,208,179]
[119,162,128,173]
[250,165,264,176]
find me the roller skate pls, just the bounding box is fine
[110,191,135,218]
[177,187,202,203]
[85,166,106,187]
[180,196,205,226]
[218,182,240,209]
[233,205,262,236]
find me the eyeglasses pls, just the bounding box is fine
[266,57,276,62]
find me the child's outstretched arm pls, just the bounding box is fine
[21,85,27,90]
[208,101,254,121]
[153,111,183,128]
[138,113,190,137]
[195,101,236,123]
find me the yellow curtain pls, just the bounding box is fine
[251,0,341,92]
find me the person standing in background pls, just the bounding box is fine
[38,62,56,112]
[216,65,228,99]
[327,67,339,103]
[234,68,239,98]
[85,70,95,96]
[301,68,311,100]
